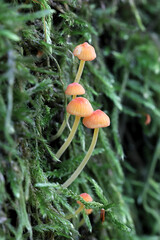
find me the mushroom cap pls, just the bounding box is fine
[65,83,85,96]
[67,97,93,117]
[77,193,93,215]
[83,109,110,129]
[73,42,96,61]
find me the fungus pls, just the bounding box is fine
[100,208,105,224]
[145,113,151,125]
[73,42,96,83]
[65,82,85,99]
[66,193,93,220]
[52,42,96,141]
[77,193,93,215]
[62,110,110,188]
[56,97,93,159]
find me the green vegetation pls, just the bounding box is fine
[0,0,160,239]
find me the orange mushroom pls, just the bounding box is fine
[100,208,105,224]
[56,97,93,159]
[77,193,93,215]
[66,193,93,220]
[62,110,110,188]
[145,113,151,125]
[73,42,96,83]
[73,42,96,62]
[65,82,85,99]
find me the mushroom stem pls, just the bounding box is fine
[52,60,85,141]
[52,93,77,141]
[56,116,81,159]
[51,92,79,141]
[52,113,70,141]
[74,60,85,83]
[78,218,85,228]
[66,205,84,220]
[62,128,99,188]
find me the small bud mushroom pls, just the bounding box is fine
[65,82,85,99]
[52,42,96,141]
[56,97,93,159]
[73,42,96,83]
[100,208,105,224]
[66,193,93,220]
[77,193,93,215]
[145,113,151,125]
[62,110,110,188]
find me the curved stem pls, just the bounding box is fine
[74,60,85,83]
[56,116,80,159]
[52,60,85,141]
[66,205,84,220]
[62,128,99,188]
[52,113,70,140]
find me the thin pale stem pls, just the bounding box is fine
[52,60,85,141]
[66,205,84,220]
[78,218,85,228]
[62,128,99,188]
[56,116,80,159]
[74,60,85,83]
[52,113,70,140]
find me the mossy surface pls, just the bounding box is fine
[1,0,160,239]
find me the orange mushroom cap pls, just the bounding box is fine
[73,42,96,61]
[145,113,151,125]
[83,109,110,129]
[77,193,93,215]
[65,83,85,96]
[67,97,93,117]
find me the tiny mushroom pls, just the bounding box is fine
[66,193,93,220]
[77,193,93,215]
[100,208,105,224]
[56,97,93,159]
[62,110,110,188]
[65,82,85,99]
[145,113,151,125]
[73,42,96,83]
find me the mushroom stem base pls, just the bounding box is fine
[62,128,99,188]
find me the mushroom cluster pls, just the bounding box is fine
[54,42,110,187]
[52,42,96,140]
[62,110,110,188]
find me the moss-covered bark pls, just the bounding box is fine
[1,0,160,239]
